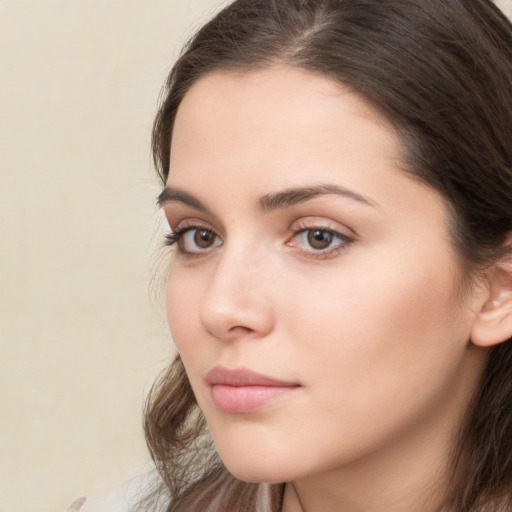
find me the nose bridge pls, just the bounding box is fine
[199,237,274,339]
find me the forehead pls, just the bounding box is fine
[178,66,381,119]
[169,67,405,190]
[174,67,394,138]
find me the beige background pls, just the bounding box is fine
[0,1,229,511]
[1,1,511,511]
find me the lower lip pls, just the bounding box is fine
[211,384,298,414]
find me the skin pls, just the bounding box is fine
[160,67,490,512]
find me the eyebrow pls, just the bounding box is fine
[259,184,378,211]
[157,183,378,211]
[157,188,210,212]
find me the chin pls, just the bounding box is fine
[214,441,306,484]
[205,411,315,483]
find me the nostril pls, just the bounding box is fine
[204,322,256,340]
[228,325,255,335]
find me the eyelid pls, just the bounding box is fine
[172,217,216,232]
[290,217,355,238]
[161,201,224,235]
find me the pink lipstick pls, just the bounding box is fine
[206,366,300,414]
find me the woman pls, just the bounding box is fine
[74,0,512,510]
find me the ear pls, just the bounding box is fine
[471,238,512,348]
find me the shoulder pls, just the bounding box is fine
[66,465,167,512]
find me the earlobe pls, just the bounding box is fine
[471,247,512,348]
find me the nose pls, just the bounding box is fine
[199,244,275,341]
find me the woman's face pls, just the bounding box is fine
[161,67,486,486]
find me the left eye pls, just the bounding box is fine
[291,228,351,252]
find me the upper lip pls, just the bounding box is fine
[206,366,299,387]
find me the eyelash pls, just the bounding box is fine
[164,230,185,247]
[164,223,353,259]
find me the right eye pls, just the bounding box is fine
[165,227,222,255]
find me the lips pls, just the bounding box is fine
[205,366,300,414]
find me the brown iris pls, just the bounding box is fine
[194,229,216,248]
[307,229,334,250]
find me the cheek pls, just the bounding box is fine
[165,270,200,357]
[252,256,471,478]
[284,245,470,418]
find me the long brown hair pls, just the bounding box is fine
[144,1,512,510]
